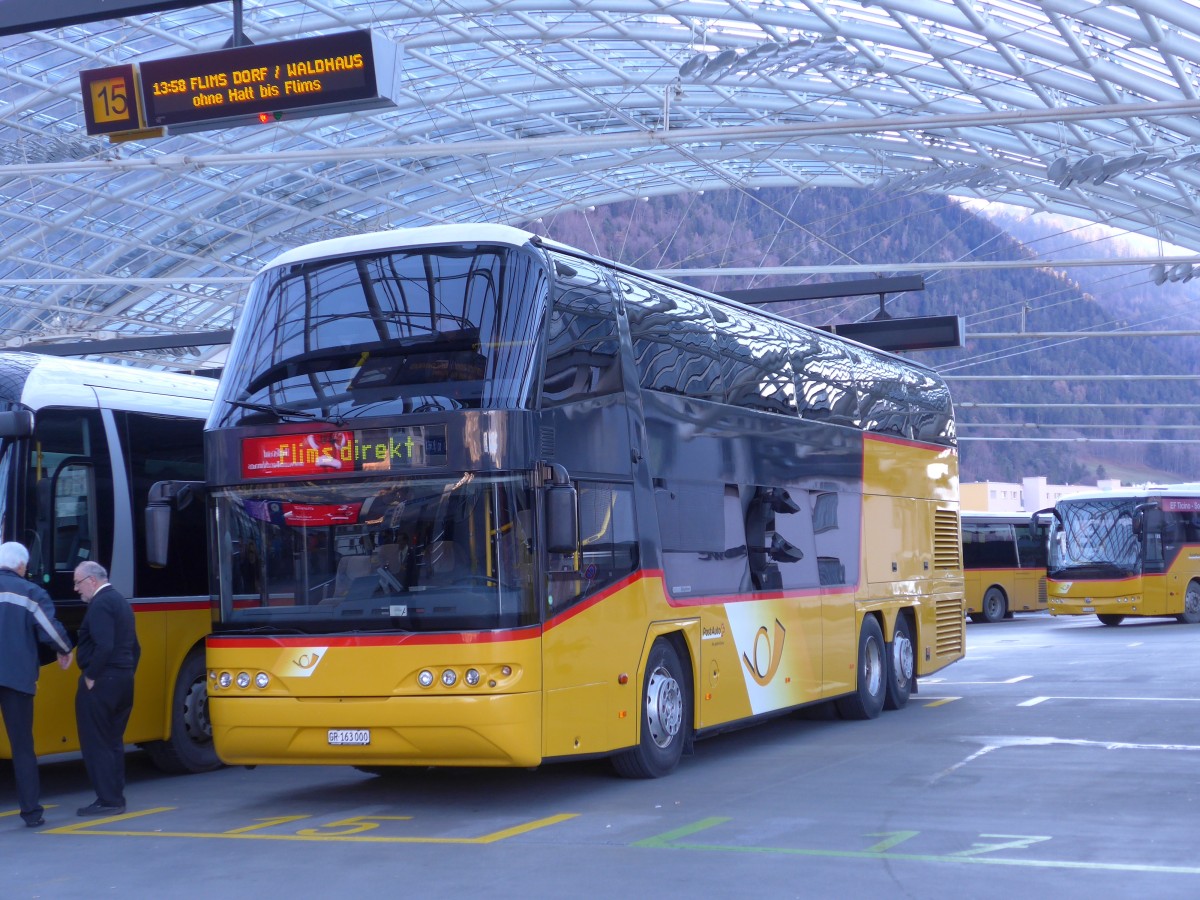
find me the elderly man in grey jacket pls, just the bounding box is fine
[0,541,72,828]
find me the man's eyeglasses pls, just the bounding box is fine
[73,576,92,587]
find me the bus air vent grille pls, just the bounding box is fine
[934,596,965,655]
[933,509,962,570]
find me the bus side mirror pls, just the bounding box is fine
[0,410,32,437]
[1030,507,1057,532]
[543,463,578,555]
[546,483,578,554]
[146,480,203,569]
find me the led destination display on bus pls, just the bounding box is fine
[241,425,448,480]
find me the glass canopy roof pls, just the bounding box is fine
[3,0,1200,369]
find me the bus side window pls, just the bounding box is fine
[713,309,797,416]
[120,412,207,597]
[27,409,113,598]
[542,255,622,406]
[622,275,725,402]
[547,482,637,614]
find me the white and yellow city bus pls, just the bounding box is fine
[0,352,220,772]
[1039,487,1200,626]
[202,224,965,777]
[962,511,1049,622]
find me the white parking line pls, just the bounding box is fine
[1020,695,1200,706]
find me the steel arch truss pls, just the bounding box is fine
[2,0,1200,366]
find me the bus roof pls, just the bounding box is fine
[0,352,216,416]
[1054,487,1200,503]
[962,511,1048,520]
[260,224,540,272]
[255,224,947,384]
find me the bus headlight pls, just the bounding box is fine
[418,669,435,688]
[464,668,481,686]
[218,672,232,689]
[254,672,270,689]
[236,672,251,689]
[441,669,457,687]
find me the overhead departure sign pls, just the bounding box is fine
[80,30,393,137]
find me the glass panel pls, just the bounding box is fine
[711,305,797,415]
[621,275,724,401]
[541,253,622,406]
[213,244,548,425]
[24,410,112,591]
[122,412,207,597]
[962,523,1017,568]
[1048,497,1139,577]
[547,481,638,612]
[215,473,536,633]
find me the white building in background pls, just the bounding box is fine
[961,476,1123,512]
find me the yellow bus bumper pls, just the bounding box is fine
[210,692,543,767]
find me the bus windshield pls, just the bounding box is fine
[1048,497,1140,578]
[213,472,537,633]
[211,243,548,427]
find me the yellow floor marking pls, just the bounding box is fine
[923,697,960,707]
[43,807,577,843]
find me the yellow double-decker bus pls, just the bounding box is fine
[962,512,1049,623]
[1040,487,1200,626]
[0,352,220,773]
[201,224,965,777]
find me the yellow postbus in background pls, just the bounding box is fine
[201,224,965,778]
[1039,487,1200,626]
[962,511,1049,623]
[0,352,220,773]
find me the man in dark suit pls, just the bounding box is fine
[0,541,72,828]
[71,561,140,816]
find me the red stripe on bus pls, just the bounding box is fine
[207,625,543,649]
[131,600,210,613]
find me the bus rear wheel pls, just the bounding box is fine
[140,648,221,774]
[979,587,1007,624]
[1097,614,1125,627]
[883,613,914,711]
[1176,582,1200,624]
[836,616,886,720]
[612,639,690,779]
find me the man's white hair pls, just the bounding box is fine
[0,541,30,569]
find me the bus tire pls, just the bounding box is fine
[883,613,914,711]
[1176,581,1200,624]
[140,648,221,774]
[836,616,886,721]
[612,639,690,779]
[980,587,1007,624]
[1097,614,1125,627]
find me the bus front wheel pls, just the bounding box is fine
[1097,614,1125,627]
[836,616,886,720]
[883,613,914,711]
[612,639,690,779]
[1177,582,1200,624]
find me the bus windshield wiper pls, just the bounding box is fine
[227,399,343,426]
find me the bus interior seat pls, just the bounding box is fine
[426,540,464,577]
[376,543,404,573]
[334,555,373,596]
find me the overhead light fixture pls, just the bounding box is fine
[1046,150,1197,188]
[678,36,860,82]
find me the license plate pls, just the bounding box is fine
[328,728,370,746]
